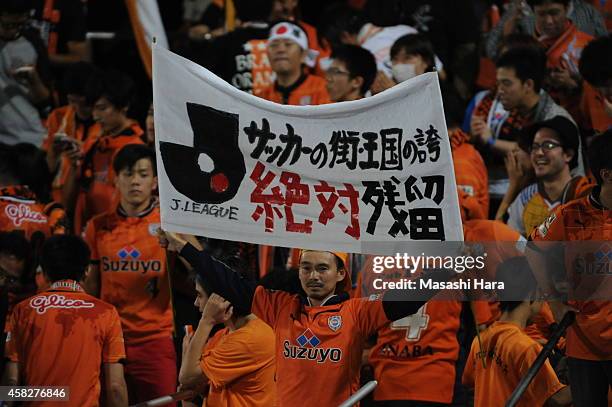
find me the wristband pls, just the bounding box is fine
[487,137,495,147]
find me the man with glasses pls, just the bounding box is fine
[325,44,376,103]
[505,116,591,237]
[0,0,51,147]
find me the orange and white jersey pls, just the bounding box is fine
[84,204,173,345]
[5,280,125,407]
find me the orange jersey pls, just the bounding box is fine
[451,129,489,216]
[369,300,464,402]
[542,22,593,74]
[530,189,612,360]
[75,123,144,234]
[43,105,101,202]
[0,186,66,238]
[463,321,566,407]
[353,259,465,402]
[256,74,330,106]
[251,285,389,406]
[201,317,276,407]
[84,204,174,345]
[5,280,125,407]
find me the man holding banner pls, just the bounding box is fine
[160,231,453,406]
[153,40,464,406]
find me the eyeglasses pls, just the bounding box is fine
[529,141,562,153]
[325,68,351,78]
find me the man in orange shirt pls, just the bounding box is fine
[43,62,101,204]
[160,230,455,406]
[578,34,612,135]
[463,256,571,407]
[179,267,276,407]
[256,21,330,105]
[528,131,612,407]
[64,70,144,234]
[507,116,591,237]
[3,234,128,407]
[84,145,175,405]
[527,0,593,90]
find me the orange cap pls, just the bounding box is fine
[299,249,351,294]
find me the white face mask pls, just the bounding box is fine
[392,63,417,83]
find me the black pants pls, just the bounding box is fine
[567,357,612,407]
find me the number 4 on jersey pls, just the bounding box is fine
[390,304,429,341]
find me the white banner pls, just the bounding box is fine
[153,46,463,255]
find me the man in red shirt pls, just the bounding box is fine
[84,145,175,405]
[3,235,128,407]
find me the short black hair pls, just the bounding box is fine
[497,256,537,313]
[41,235,90,283]
[0,0,33,14]
[113,144,157,176]
[579,34,612,88]
[527,0,570,8]
[194,256,250,318]
[587,131,612,185]
[496,46,547,92]
[63,62,98,96]
[85,69,134,109]
[318,4,365,48]
[331,45,377,95]
[0,231,30,261]
[233,0,273,22]
[390,33,435,72]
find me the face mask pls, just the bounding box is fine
[392,63,417,83]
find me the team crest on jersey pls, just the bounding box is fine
[148,223,160,237]
[538,213,557,237]
[4,203,46,227]
[328,315,342,331]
